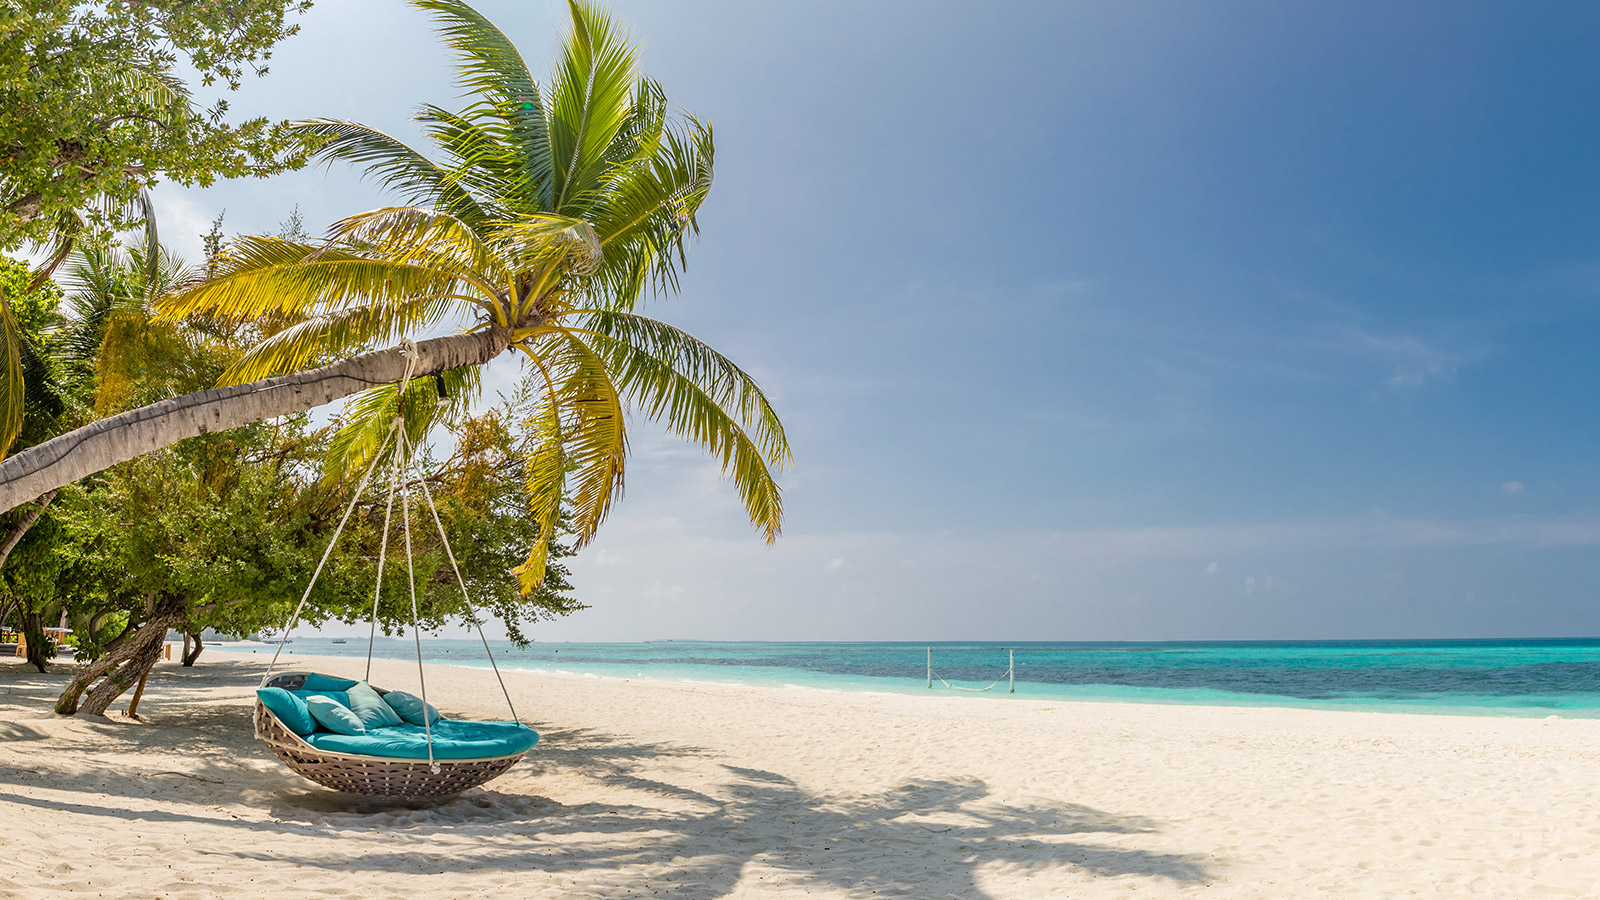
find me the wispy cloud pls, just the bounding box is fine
[1339,326,1498,388]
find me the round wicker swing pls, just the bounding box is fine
[254,673,527,797]
[254,342,533,798]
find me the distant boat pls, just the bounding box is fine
[331,639,347,644]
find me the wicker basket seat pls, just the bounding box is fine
[301,719,537,759]
[254,672,536,797]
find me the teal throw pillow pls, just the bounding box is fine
[302,672,359,691]
[257,687,316,735]
[382,689,441,726]
[346,681,403,729]
[305,695,366,735]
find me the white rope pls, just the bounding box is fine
[372,334,421,682]
[266,419,400,680]
[364,451,398,683]
[395,425,439,774]
[392,340,439,772]
[267,338,419,679]
[414,466,521,724]
[397,337,420,396]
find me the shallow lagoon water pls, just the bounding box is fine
[217,637,1600,718]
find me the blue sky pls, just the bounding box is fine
[150,1,1600,640]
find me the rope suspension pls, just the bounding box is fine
[264,337,522,772]
[266,420,399,679]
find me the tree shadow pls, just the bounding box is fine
[241,735,1211,897]
[1,661,1215,897]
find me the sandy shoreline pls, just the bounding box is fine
[3,652,1599,899]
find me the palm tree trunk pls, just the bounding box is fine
[0,329,510,514]
[0,489,58,571]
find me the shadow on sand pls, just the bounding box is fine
[0,660,1212,898]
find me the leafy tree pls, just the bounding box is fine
[0,0,791,598]
[0,0,315,250]
[0,255,74,670]
[0,0,315,454]
[21,223,576,713]
[47,394,586,714]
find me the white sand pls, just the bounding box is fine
[3,652,1599,899]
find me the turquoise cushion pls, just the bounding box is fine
[382,689,441,726]
[291,689,351,710]
[346,681,403,729]
[302,673,358,691]
[303,720,538,760]
[305,695,366,735]
[257,687,315,735]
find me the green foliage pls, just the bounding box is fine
[54,423,360,642]
[0,0,316,250]
[45,402,585,646]
[0,255,70,451]
[6,229,581,655]
[159,0,791,593]
[0,1,312,453]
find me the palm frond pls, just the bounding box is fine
[89,62,192,123]
[323,365,482,484]
[509,382,566,592]
[415,103,528,204]
[577,311,789,466]
[494,214,603,286]
[412,0,556,210]
[597,77,669,170]
[157,237,485,324]
[520,331,627,546]
[0,286,25,458]
[572,313,787,541]
[60,244,141,366]
[293,119,493,228]
[583,116,714,308]
[220,297,452,385]
[549,0,643,211]
[324,206,509,288]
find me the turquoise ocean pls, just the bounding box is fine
[214,638,1600,718]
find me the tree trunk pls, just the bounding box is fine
[181,632,202,666]
[86,608,119,645]
[0,329,510,514]
[124,666,152,719]
[80,633,167,716]
[56,603,184,715]
[21,610,48,673]
[0,489,57,571]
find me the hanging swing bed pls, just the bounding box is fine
[253,345,537,797]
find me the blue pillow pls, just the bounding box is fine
[305,695,366,735]
[257,687,315,735]
[292,689,351,709]
[382,689,441,726]
[346,681,403,729]
[302,672,359,691]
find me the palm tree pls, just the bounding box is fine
[0,0,789,586]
